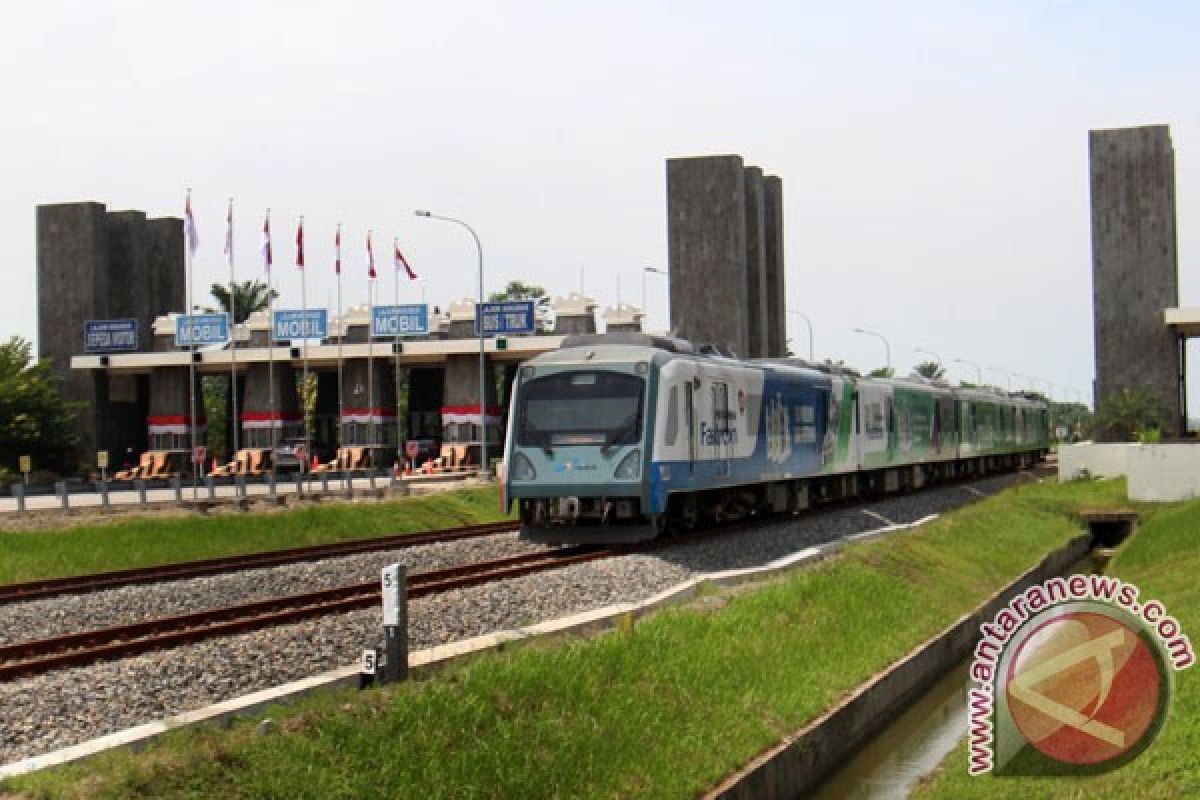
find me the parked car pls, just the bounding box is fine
[273,438,333,472]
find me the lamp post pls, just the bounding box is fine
[853,327,891,373]
[641,266,667,331]
[987,365,1013,392]
[787,310,814,361]
[415,210,489,478]
[953,357,983,385]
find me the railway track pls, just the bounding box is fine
[0,520,520,605]
[0,545,610,682]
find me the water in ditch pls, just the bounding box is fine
[811,661,970,799]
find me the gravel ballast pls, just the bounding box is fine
[0,471,1041,764]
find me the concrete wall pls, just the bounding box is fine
[1127,444,1200,502]
[1058,442,1134,480]
[1089,126,1181,437]
[442,354,497,407]
[666,155,786,358]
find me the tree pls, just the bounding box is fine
[208,280,278,325]
[488,281,548,303]
[1091,388,1166,442]
[0,337,78,474]
[868,366,895,378]
[913,361,945,380]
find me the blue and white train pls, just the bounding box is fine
[502,333,1049,543]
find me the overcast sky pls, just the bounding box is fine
[3,1,1198,409]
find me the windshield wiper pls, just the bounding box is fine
[601,415,639,455]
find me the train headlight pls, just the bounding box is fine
[511,452,537,481]
[614,449,641,480]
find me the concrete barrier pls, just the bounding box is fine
[1127,443,1200,501]
[1058,442,1134,480]
[703,533,1091,800]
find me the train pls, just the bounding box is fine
[502,333,1049,543]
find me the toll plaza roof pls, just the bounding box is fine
[1164,307,1200,338]
[71,334,567,374]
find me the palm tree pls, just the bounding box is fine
[913,361,945,380]
[208,280,278,325]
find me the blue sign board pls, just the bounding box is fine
[175,313,230,347]
[476,300,536,336]
[273,309,328,341]
[372,304,429,337]
[84,319,138,353]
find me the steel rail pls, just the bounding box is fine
[0,520,520,605]
[0,546,609,682]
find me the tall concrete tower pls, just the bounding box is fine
[37,202,185,461]
[666,155,786,358]
[1088,125,1182,437]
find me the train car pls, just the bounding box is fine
[503,333,1048,544]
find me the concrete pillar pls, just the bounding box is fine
[146,366,205,458]
[341,357,398,465]
[667,155,750,356]
[446,299,478,339]
[442,354,501,461]
[763,175,787,358]
[241,361,302,448]
[1089,125,1181,437]
[743,166,769,358]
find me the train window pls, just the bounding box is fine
[664,385,679,446]
[865,401,884,439]
[517,370,644,448]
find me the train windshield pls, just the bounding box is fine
[517,371,644,448]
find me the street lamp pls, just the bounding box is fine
[642,266,667,331]
[853,327,891,373]
[953,357,983,385]
[787,310,814,361]
[414,209,490,478]
[987,365,1013,392]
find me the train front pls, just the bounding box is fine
[503,345,658,543]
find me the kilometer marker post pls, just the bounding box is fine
[380,563,408,683]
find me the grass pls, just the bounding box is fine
[4,478,1130,799]
[913,491,1200,799]
[0,487,512,585]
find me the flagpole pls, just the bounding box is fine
[265,209,276,480]
[400,237,410,465]
[185,189,198,500]
[367,230,375,471]
[227,199,239,458]
[335,224,345,488]
[299,216,309,464]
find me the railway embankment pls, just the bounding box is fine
[5,478,1130,799]
[913,492,1200,799]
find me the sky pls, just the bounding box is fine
[3,1,1199,410]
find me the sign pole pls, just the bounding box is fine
[266,209,276,482]
[299,216,310,473]
[367,232,375,471]
[393,239,402,469]
[336,225,345,488]
[227,199,240,458]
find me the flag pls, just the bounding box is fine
[296,218,305,270]
[184,192,199,258]
[223,200,233,265]
[334,225,342,275]
[394,240,418,280]
[260,212,273,272]
[367,231,376,279]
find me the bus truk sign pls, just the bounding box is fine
[475,300,535,336]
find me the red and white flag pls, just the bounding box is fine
[334,225,342,275]
[394,240,418,280]
[296,217,305,270]
[366,231,376,279]
[223,200,233,265]
[184,191,199,258]
[260,211,273,272]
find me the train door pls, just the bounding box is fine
[712,380,733,478]
[685,381,696,477]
